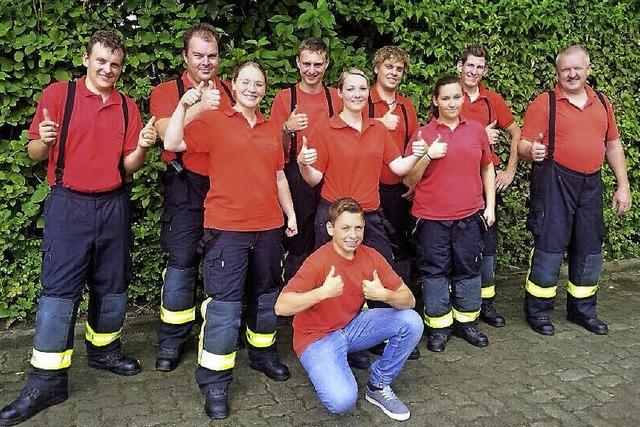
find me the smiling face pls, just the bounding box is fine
[457,54,487,92]
[232,64,266,110]
[183,36,219,84]
[82,43,124,95]
[433,82,464,121]
[296,49,329,89]
[374,59,405,91]
[327,211,365,258]
[556,49,590,95]
[338,73,369,113]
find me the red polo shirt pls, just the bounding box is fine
[150,71,234,175]
[183,107,284,231]
[408,117,492,220]
[269,84,342,161]
[366,86,420,185]
[309,115,401,211]
[28,77,142,192]
[521,84,619,174]
[461,84,516,166]
[283,242,402,356]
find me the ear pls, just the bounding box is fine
[295,56,302,70]
[322,58,329,71]
[456,60,463,74]
[82,52,89,68]
[182,50,188,64]
[326,221,334,237]
[432,96,438,107]
[373,65,379,75]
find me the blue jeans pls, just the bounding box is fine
[299,308,423,414]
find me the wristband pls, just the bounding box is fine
[425,150,432,160]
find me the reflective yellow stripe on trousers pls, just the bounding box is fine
[525,280,557,299]
[452,308,480,323]
[161,306,196,324]
[423,310,453,328]
[481,284,496,299]
[567,281,598,298]
[246,328,276,348]
[85,323,121,347]
[31,349,73,370]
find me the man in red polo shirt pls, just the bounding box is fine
[270,37,342,284]
[275,198,422,421]
[0,30,155,426]
[518,45,631,336]
[149,23,234,372]
[457,45,521,328]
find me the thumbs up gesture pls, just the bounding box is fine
[485,120,499,145]
[38,108,59,146]
[180,81,203,107]
[297,136,317,166]
[321,266,344,299]
[285,105,308,132]
[411,129,427,157]
[362,270,387,301]
[138,116,157,148]
[531,132,546,162]
[427,133,448,159]
[380,103,400,131]
[200,80,221,112]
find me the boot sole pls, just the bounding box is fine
[88,362,142,376]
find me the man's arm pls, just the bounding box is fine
[123,116,157,174]
[605,138,632,215]
[481,161,496,227]
[28,107,58,161]
[275,266,343,316]
[362,270,415,309]
[27,139,50,161]
[496,122,521,192]
[276,170,297,236]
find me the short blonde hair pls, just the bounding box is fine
[373,46,410,70]
[337,68,369,90]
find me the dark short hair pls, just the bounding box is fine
[328,198,364,225]
[430,75,462,118]
[183,23,219,52]
[298,37,329,59]
[373,46,410,70]
[459,45,488,65]
[86,30,126,60]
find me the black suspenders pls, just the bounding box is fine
[483,97,493,124]
[368,95,411,150]
[547,89,609,159]
[174,77,235,166]
[55,80,129,187]
[288,84,334,163]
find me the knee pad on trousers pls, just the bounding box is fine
[569,252,602,286]
[422,276,450,315]
[529,249,563,287]
[85,293,127,347]
[161,266,197,324]
[452,275,482,315]
[480,255,496,289]
[31,296,76,370]
[247,290,278,349]
[199,298,242,371]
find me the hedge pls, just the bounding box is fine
[0,0,638,325]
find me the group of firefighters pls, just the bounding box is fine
[0,22,631,425]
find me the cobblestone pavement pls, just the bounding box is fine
[1,261,638,426]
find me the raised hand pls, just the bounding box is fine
[286,105,309,132]
[411,129,427,157]
[427,133,448,159]
[531,132,546,162]
[380,104,400,131]
[38,108,59,146]
[297,136,317,166]
[485,120,499,145]
[138,116,157,148]
[321,265,344,299]
[180,81,204,107]
[362,270,387,301]
[200,80,221,112]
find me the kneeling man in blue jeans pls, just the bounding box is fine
[275,198,423,421]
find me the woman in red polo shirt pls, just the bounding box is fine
[404,75,495,353]
[163,61,295,420]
